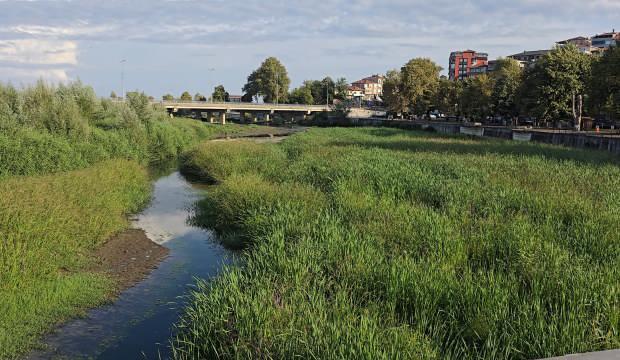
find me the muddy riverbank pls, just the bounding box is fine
[92,229,169,293]
[29,171,229,359]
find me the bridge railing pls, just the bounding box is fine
[155,100,330,111]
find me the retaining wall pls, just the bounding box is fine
[308,117,620,155]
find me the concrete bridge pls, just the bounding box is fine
[157,101,330,124]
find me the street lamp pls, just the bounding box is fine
[207,68,215,102]
[275,70,279,105]
[120,59,126,100]
[326,80,329,107]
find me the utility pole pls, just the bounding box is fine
[275,70,279,105]
[326,82,329,107]
[120,59,126,101]
[573,93,583,131]
[207,68,215,102]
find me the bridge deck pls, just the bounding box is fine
[157,101,329,113]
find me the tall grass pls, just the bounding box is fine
[173,128,620,359]
[0,80,245,359]
[0,160,151,358]
[0,81,240,177]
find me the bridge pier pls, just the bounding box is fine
[220,112,226,124]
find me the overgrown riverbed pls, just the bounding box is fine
[173,127,620,359]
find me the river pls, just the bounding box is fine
[29,170,229,359]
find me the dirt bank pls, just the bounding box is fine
[93,229,169,292]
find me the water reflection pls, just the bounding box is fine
[30,171,228,360]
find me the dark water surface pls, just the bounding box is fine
[30,171,228,359]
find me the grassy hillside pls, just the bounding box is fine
[173,128,620,359]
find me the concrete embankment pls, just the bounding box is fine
[309,117,620,155]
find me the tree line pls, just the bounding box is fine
[161,57,349,106]
[241,57,349,105]
[384,45,620,128]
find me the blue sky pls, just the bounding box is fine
[0,0,618,98]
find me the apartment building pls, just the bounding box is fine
[351,75,385,101]
[507,50,551,66]
[591,31,619,50]
[448,50,489,80]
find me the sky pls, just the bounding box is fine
[0,0,619,98]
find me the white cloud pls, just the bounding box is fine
[0,66,69,83]
[0,39,77,65]
[6,24,116,38]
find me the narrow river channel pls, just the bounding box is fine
[29,170,229,359]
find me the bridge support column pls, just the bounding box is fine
[220,112,226,124]
[265,113,270,122]
[207,112,215,124]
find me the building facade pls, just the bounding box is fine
[351,75,384,101]
[346,86,364,100]
[448,50,488,80]
[557,36,594,53]
[507,50,551,66]
[591,31,620,50]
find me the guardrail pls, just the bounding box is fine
[155,100,329,111]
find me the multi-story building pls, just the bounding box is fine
[591,31,619,50]
[556,36,593,53]
[448,50,488,80]
[346,86,364,100]
[351,75,384,101]
[486,59,527,73]
[507,50,551,67]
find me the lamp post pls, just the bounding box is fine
[275,70,279,105]
[120,59,126,100]
[326,81,329,107]
[207,68,215,102]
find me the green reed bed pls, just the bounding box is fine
[0,160,150,358]
[0,81,247,178]
[0,81,248,358]
[173,128,620,359]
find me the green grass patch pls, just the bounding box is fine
[173,127,620,359]
[0,160,151,358]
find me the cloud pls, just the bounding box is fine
[0,39,77,83]
[0,0,617,91]
[0,66,69,83]
[0,39,77,65]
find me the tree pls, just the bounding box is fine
[517,45,591,126]
[382,69,408,116]
[194,93,207,101]
[242,57,290,103]
[126,91,152,122]
[434,77,462,116]
[460,74,494,121]
[491,58,523,119]
[334,78,348,101]
[162,94,174,101]
[241,93,254,103]
[110,91,117,99]
[288,85,314,104]
[212,85,229,102]
[309,77,336,105]
[180,91,192,101]
[589,45,620,122]
[400,58,442,115]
